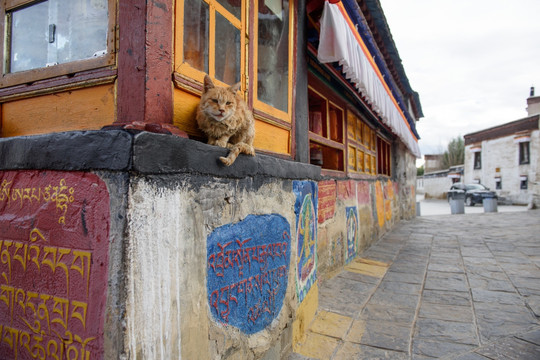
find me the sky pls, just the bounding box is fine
[379,0,540,165]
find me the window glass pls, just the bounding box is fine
[216,0,241,19]
[257,0,289,112]
[519,142,530,164]
[473,152,482,169]
[9,0,108,73]
[215,12,240,85]
[184,0,209,74]
[10,2,48,72]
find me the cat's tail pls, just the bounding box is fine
[220,143,255,166]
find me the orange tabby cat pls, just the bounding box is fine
[196,75,255,166]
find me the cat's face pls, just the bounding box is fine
[200,76,241,122]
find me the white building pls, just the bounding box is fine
[464,89,540,206]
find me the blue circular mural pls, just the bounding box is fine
[206,214,291,334]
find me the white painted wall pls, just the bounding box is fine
[464,129,539,205]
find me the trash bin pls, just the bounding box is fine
[483,196,498,213]
[450,191,465,214]
[416,201,421,216]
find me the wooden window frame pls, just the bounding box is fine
[308,85,345,173]
[0,0,116,88]
[251,0,294,124]
[175,0,247,90]
[376,136,391,177]
[175,0,293,118]
[346,108,377,176]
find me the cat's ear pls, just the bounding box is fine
[203,75,215,92]
[229,82,241,93]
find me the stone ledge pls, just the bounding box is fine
[0,130,132,171]
[0,130,321,180]
[132,131,321,180]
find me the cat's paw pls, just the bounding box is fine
[219,156,234,166]
[215,139,228,148]
[245,146,255,156]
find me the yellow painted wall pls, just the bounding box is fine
[254,120,290,155]
[292,283,319,349]
[1,85,115,137]
[173,88,203,138]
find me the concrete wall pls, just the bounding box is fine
[464,129,539,205]
[0,131,417,359]
[421,172,453,199]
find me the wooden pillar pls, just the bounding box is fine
[114,0,185,136]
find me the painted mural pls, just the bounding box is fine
[337,180,355,200]
[293,181,318,303]
[374,180,395,228]
[317,180,335,224]
[357,181,371,205]
[346,207,358,263]
[375,181,385,228]
[0,170,110,360]
[206,214,291,334]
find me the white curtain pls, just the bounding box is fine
[317,1,421,158]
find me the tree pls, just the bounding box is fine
[417,165,424,176]
[441,136,464,169]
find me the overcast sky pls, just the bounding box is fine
[379,0,540,165]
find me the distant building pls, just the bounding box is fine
[417,162,463,199]
[464,88,539,206]
[424,154,443,173]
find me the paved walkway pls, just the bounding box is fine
[290,210,540,359]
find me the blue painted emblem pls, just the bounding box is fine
[293,181,318,303]
[207,214,291,334]
[346,206,358,263]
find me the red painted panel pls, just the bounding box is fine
[357,181,371,205]
[337,180,355,200]
[318,180,336,223]
[0,171,110,360]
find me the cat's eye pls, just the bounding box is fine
[211,99,219,103]
[226,101,232,105]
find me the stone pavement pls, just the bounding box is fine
[289,210,540,359]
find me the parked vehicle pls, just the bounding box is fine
[447,183,498,206]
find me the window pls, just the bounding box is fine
[255,0,290,114]
[474,152,482,169]
[346,111,376,175]
[181,0,243,85]
[495,178,502,190]
[519,142,530,165]
[176,0,294,155]
[520,176,528,190]
[308,87,345,171]
[1,0,115,87]
[377,136,391,176]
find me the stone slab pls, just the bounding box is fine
[0,130,132,170]
[310,311,353,339]
[414,318,478,346]
[335,342,409,360]
[293,332,339,360]
[475,336,540,360]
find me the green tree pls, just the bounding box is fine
[417,165,424,176]
[441,136,464,169]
